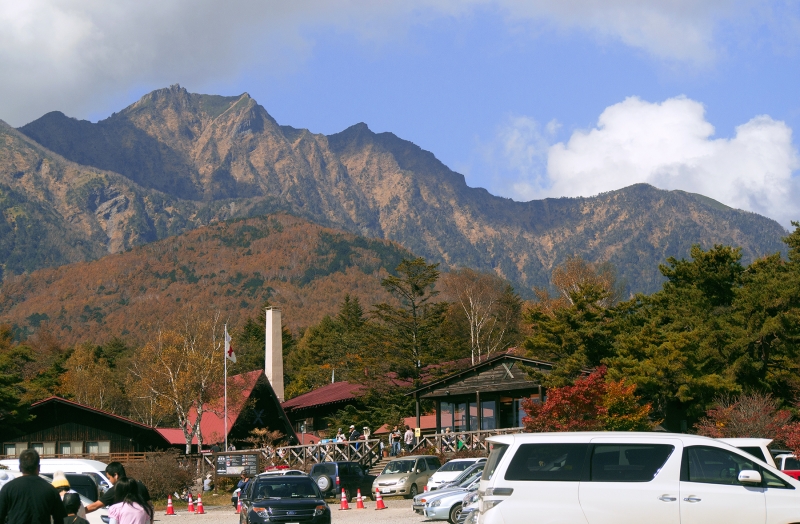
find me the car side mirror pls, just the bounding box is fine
[738,470,762,484]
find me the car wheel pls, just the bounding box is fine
[407,483,418,499]
[449,503,462,524]
[316,475,332,492]
[369,488,376,501]
[344,487,352,502]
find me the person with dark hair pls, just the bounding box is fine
[0,449,67,524]
[85,462,151,514]
[107,477,153,524]
[63,492,89,524]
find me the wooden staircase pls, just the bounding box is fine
[369,456,392,476]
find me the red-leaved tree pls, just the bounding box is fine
[694,393,791,439]
[522,367,653,432]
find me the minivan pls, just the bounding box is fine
[477,432,800,524]
[0,458,111,492]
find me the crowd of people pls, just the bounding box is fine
[0,449,153,524]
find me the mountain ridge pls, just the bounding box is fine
[9,85,790,294]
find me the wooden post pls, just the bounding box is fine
[476,391,482,432]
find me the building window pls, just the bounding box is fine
[43,442,56,456]
[481,400,496,430]
[4,444,17,456]
[86,441,110,454]
[59,442,83,456]
[31,443,44,455]
[440,402,454,431]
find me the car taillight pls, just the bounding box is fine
[336,476,340,485]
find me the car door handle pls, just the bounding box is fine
[683,497,701,503]
[658,495,677,502]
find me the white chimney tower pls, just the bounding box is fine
[265,308,284,402]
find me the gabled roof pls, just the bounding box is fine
[281,382,366,412]
[157,369,296,445]
[410,350,555,397]
[31,396,159,432]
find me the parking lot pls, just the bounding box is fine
[152,497,425,523]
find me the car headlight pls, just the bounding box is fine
[398,476,408,484]
[252,507,270,516]
[430,499,441,507]
[314,505,327,516]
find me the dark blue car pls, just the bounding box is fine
[240,476,331,524]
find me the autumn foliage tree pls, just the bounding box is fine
[522,367,653,432]
[693,393,792,439]
[129,312,224,453]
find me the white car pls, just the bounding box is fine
[427,458,485,491]
[0,471,109,524]
[477,432,800,524]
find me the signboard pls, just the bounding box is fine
[215,453,259,477]
[414,427,421,438]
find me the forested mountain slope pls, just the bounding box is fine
[0,213,408,346]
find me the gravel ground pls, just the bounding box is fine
[152,498,430,523]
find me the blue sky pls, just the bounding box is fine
[2,1,799,226]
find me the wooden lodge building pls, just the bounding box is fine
[408,351,555,434]
[0,370,296,457]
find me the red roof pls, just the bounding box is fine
[157,370,263,445]
[31,397,158,431]
[281,382,366,411]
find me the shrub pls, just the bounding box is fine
[694,393,791,440]
[124,450,194,499]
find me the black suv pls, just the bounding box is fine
[309,462,376,502]
[240,475,330,524]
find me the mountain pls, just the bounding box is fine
[0,213,409,346]
[13,85,790,294]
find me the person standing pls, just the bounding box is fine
[348,425,361,451]
[85,462,151,515]
[390,426,402,456]
[0,449,67,524]
[63,492,89,524]
[404,425,414,453]
[107,477,153,524]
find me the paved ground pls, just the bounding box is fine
[153,498,430,523]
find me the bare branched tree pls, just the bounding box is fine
[442,269,522,364]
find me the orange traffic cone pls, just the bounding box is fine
[356,489,365,509]
[375,488,386,510]
[195,494,205,514]
[165,494,176,515]
[187,492,195,513]
[236,493,242,514]
[339,488,350,510]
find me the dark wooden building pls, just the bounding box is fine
[281,382,366,433]
[1,397,171,457]
[410,352,554,433]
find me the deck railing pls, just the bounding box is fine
[260,439,382,471]
[411,427,526,454]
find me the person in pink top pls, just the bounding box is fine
[107,478,153,524]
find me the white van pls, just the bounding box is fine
[0,458,111,492]
[477,432,800,524]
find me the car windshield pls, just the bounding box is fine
[457,466,484,487]
[439,461,473,472]
[251,478,321,500]
[383,460,415,474]
[312,464,336,476]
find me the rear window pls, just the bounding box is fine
[440,461,473,472]
[590,444,674,482]
[504,443,589,482]
[785,457,800,470]
[738,446,767,463]
[311,464,336,476]
[482,443,509,481]
[426,457,441,469]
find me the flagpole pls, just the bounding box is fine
[224,323,228,452]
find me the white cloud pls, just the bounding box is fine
[491,96,800,227]
[0,0,779,126]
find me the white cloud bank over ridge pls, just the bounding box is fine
[495,97,800,228]
[0,0,771,126]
